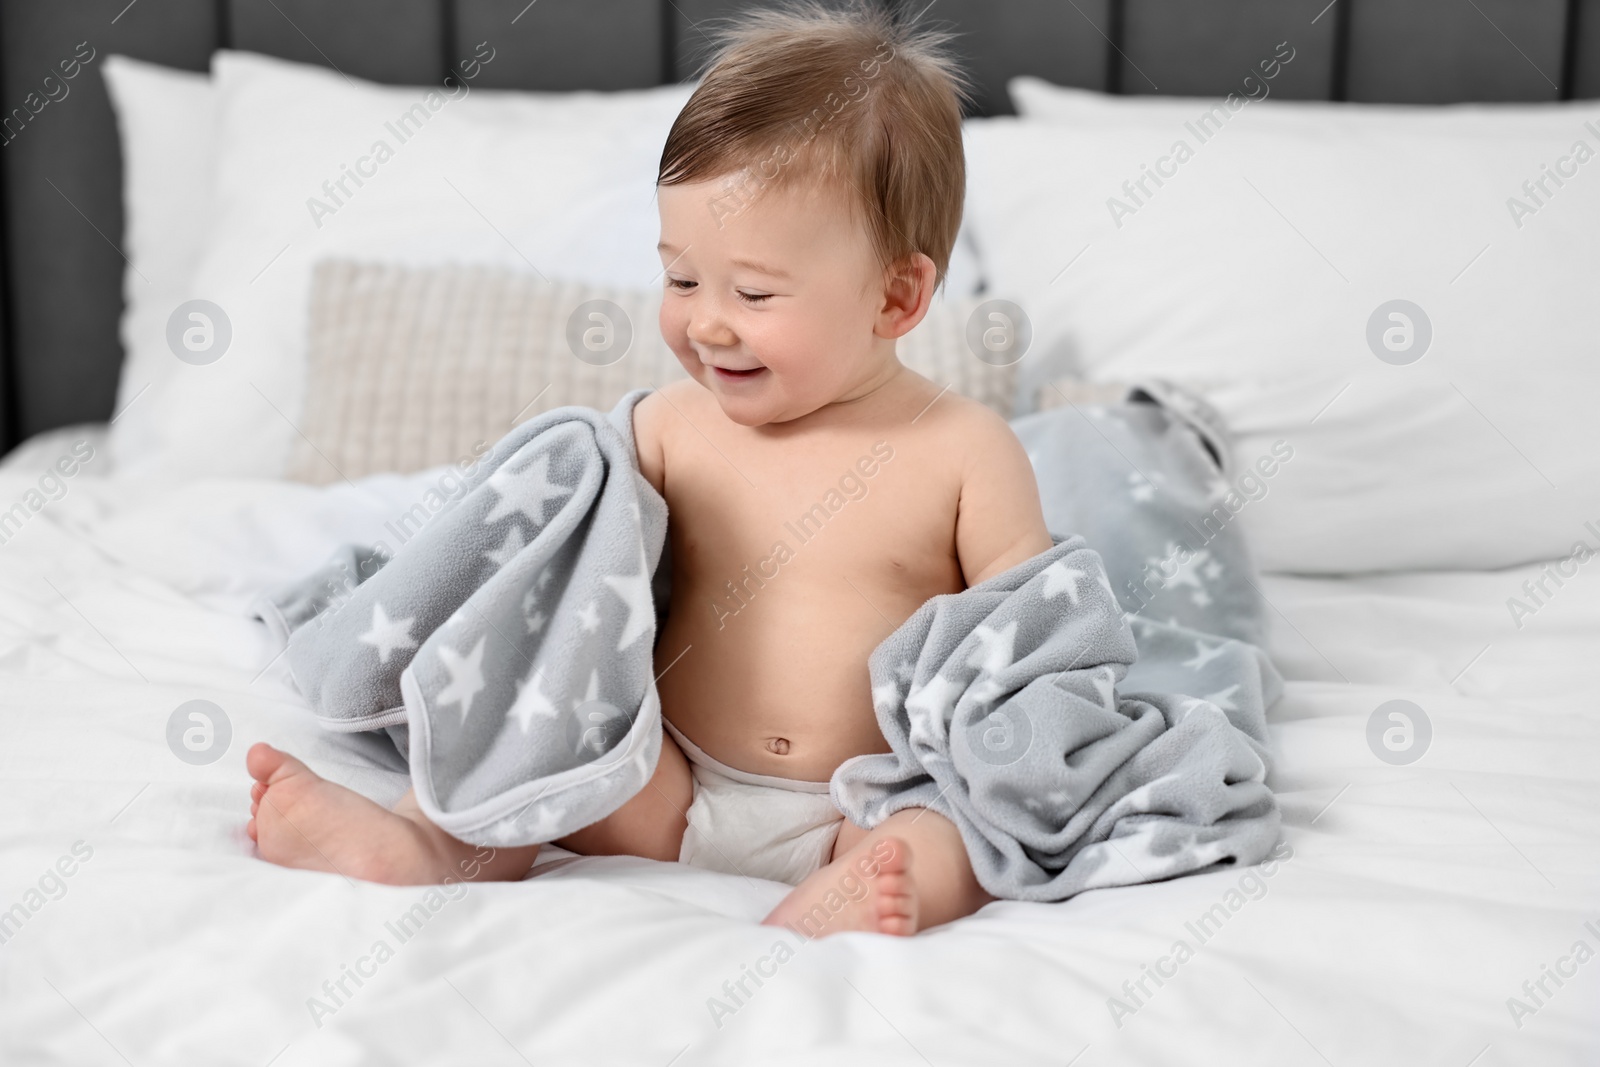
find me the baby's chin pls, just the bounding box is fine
[704,378,819,427]
[710,393,787,427]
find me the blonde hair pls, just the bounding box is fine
[658,0,973,292]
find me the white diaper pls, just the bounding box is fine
[665,719,845,887]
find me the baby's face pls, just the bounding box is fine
[656,173,895,426]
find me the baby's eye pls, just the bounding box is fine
[737,290,773,305]
[666,277,696,292]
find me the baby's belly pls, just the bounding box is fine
[654,570,955,782]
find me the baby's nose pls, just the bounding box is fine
[687,312,737,348]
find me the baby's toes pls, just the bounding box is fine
[246,741,297,785]
[874,872,919,936]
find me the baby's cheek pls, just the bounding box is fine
[658,303,689,355]
[658,305,701,379]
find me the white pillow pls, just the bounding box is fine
[102,55,215,467]
[108,51,698,481]
[1009,75,1600,132]
[963,115,1600,574]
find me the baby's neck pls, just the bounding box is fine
[798,353,907,429]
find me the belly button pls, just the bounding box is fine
[766,737,791,755]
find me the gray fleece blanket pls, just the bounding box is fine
[252,387,1281,901]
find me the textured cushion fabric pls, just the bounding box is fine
[289,261,1015,483]
[290,262,686,483]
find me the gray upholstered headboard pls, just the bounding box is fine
[1,0,1596,451]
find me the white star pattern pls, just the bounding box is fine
[489,818,525,844]
[537,569,553,590]
[1183,640,1228,671]
[1204,684,1240,712]
[602,548,655,651]
[484,525,527,568]
[906,675,959,718]
[436,637,487,721]
[1091,665,1117,714]
[484,453,571,529]
[894,660,915,683]
[966,621,1017,677]
[1191,589,1212,608]
[488,802,565,843]
[509,672,560,732]
[1143,544,1209,593]
[905,674,959,748]
[968,675,1005,707]
[576,600,601,633]
[523,804,566,839]
[572,669,601,710]
[1203,559,1224,581]
[524,609,547,635]
[521,587,539,614]
[1041,562,1088,606]
[357,603,417,664]
[871,682,900,712]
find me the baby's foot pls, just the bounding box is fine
[761,835,918,938]
[246,742,443,884]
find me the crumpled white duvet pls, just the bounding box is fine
[0,453,1596,1066]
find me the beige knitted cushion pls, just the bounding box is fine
[290,260,1016,482]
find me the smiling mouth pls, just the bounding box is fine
[711,366,766,381]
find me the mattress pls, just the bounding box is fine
[0,444,1595,1066]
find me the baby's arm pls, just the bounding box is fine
[952,408,1056,587]
[631,388,669,497]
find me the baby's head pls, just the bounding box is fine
[656,0,971,426]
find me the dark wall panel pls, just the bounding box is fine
[895,0,1111,116]
[1346,0,1570,102]
[1575,0,1600,98]
[227,0,443,84]
[1121,0,1337,100]
[0,0,217,443]
[672,0,877,82]
[456,0,664,90]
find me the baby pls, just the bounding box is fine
[247,2,1055,937]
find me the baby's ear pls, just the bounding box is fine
[875,252,937,340]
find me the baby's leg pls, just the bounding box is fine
[247,731,693,885]
[247,743,540,884]
[553,727,692,860]
[762,808,993,937]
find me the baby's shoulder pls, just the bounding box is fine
[630,383,692,495]
[894,373,1035,486]
[902,372,1018,449]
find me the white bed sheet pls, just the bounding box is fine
[0,453,1596,1066]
